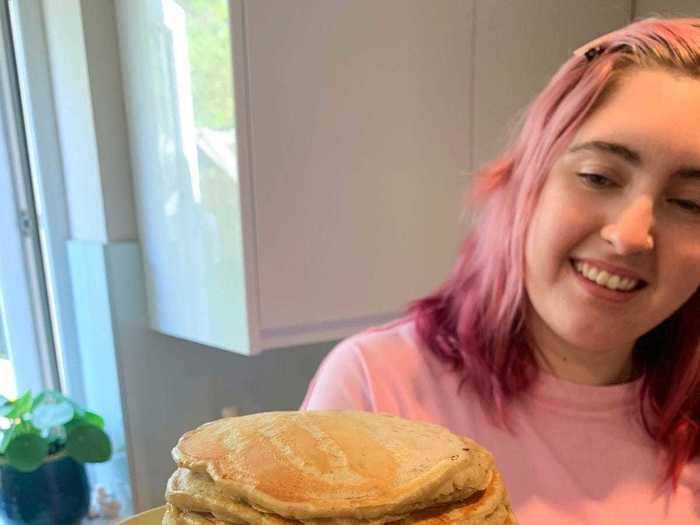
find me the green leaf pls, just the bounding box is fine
[30,391,45,411]
[31,390,66,410]
[1,421,40,455]
[34,391,85,416]
[6,433,48,472]
[32,400,74,430]
[10,421,39,437]
[66,425,111,463]
[76,411,104,429]
[0,424,17,454]
[6,391,33,420]
[64,418,82,434]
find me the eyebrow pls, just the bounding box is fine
[568,140,641,164]
[568,140,700,181]
[677,168,700,181]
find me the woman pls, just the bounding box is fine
[301,18,700,524]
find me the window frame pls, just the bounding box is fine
[0,0,84,400]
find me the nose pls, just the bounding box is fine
[600,195,655,254]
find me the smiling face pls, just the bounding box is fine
[524,68,700,382]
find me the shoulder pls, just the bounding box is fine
[321,317,428,379]
[349,317,423,359]
[301,317,459,413]
[301,318,423,410]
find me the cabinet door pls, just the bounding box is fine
[118,0,250,352]
[242,0,473,348]
[121,0,636,354]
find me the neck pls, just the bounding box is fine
[527,315,637,386]
[533,343,636,385]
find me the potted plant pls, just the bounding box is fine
[0,390,112,525]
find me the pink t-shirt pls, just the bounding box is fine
[301,318,700,524]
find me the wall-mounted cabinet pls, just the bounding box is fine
[116,0,472,354]
[116,0,632,356]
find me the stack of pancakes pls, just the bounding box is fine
[163,411,516,525]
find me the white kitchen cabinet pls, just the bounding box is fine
[115,0,633,356]
[116,0,473,354]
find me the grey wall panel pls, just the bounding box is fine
[635,0,700,17]
[472,0,631,170]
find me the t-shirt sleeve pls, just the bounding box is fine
[300,337,374,411]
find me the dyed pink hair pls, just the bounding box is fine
[408,18,700,486]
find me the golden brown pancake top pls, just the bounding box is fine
[172,411,494,520]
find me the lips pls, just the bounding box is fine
[574,261,642,291]
[567,261,642,304]
[572,258,647,285]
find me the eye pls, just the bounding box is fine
[669,198,700,215]
[576,173,617,188]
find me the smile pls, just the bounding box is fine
[571,260,645,292]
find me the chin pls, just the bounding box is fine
[559,325,637,354]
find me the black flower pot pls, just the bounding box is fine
[0,455,90,525]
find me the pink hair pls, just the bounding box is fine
[408,18,700,486]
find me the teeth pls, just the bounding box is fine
[608,275,621,289]
[595,271,610,286]
[573,261,639,291]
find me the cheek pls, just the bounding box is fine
[526,200,587,273]
[525,172,597,285]
[658,234,700,302]
[661,254,700,307]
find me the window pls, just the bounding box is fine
[0,0,59,400]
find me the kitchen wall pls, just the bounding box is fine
[35,0,699,514]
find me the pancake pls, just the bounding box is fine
[164,470,512,525]
[400,471,508,525]
[166,469,294,525]
[163,504,227,525]
[165,467,509,525]
[166,468,406,525]
[172,411,494,520]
